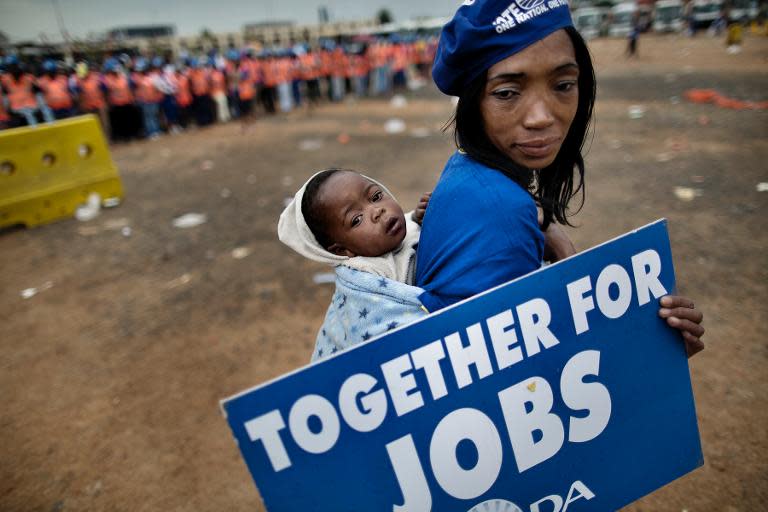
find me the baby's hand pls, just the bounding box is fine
[414,192,432,225]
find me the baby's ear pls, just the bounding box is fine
[327,243,356,257]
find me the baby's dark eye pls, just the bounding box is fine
[351,215,362,227]
[372,190,383,201]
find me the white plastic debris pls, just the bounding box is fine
[299,139,324,151]
[231,247,252,260]
[390,95,408,108]
[410,127,430,138]
[75,193,102,222]
[655,152,673,163]
[200,160,215,171]
[384,118,406,134]
[165,273,192,289]
[121,226,132,237]
[172,213,207,229]
[103,197,121,208]
[103,218,130,230]
[757,183,768,192]
[628,105,646,119]
[674,187,702,202]
[726,45,742,54]
[312,273,336,285]
[20,281,53,299]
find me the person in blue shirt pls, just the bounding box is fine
[417,0,705,356]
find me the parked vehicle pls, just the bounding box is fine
[730,0,759,23]
[654,0,685,31]
[609,2,639,37]
[574,7,609,39]
[692,0,723,28]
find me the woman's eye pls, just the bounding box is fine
[492,89,519,100]
[556,81,577,92]
[351,215,362,227]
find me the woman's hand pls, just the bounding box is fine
[658,296,705,358]
[543,223,576,263]
[414,192,432,225]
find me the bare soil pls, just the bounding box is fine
[1,34,767,511]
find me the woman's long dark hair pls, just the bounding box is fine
[451,26,596,229]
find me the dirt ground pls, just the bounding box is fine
[1,34,767,511]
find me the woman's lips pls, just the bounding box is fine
[515,138,560,158]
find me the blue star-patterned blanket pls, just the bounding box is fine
[311,265,428,361]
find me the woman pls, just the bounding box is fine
[415,0,704,356]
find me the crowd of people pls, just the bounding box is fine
[0,37,439,140]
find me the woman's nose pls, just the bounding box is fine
[522,97,556,130]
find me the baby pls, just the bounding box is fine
[278,168,430,360]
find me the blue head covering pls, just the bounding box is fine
[432,0,573,96]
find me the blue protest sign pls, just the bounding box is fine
[221,219,703,512]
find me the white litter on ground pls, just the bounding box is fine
[231,247,252,260]
[674,187,702,202]
[103,197,121,208]
[628,105,646,119]
[384,119,406,134]
[390,95,408,108]
[20,281,54,299]
[200,160,215,171]
[299,139,324,151]
[172,213,207,229]
[757,182,768,192]
[75,193,102,222]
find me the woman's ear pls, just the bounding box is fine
[327,243,356,257]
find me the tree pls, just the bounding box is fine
[377,9,394,25]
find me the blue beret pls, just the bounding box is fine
[433,0,573,96]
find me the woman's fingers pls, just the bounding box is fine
[664,315,705,338]
[659,295,694,309]
[659,306,703,324]
[682,331,705,358]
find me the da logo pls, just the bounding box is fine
[468,499,523,512]
[516,0,546,9]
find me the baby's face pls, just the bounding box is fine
[317,171,406,257]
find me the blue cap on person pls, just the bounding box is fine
[43,59,57,72]
[432,0,573,96]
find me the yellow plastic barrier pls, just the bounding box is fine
[0,115,123,228]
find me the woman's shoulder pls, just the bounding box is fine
[436,151,536,212]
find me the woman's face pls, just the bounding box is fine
[480,29,580,170]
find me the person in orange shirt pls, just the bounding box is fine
[275,52,294,113]
[0,88,9,130]
[391,43,409,90]
[37,60,74,120]
[259,53,277,115]
[1,56,46,127]
[132,58,163,138]
[174,65,193,128]
[330,46,346,102]
[210,61,230,123]
[236,55,258,129]
[189,58,214,126]
[75,61,109,132]
[300,50,321,106]
[349,51,369,98]
[102,58,141,141]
